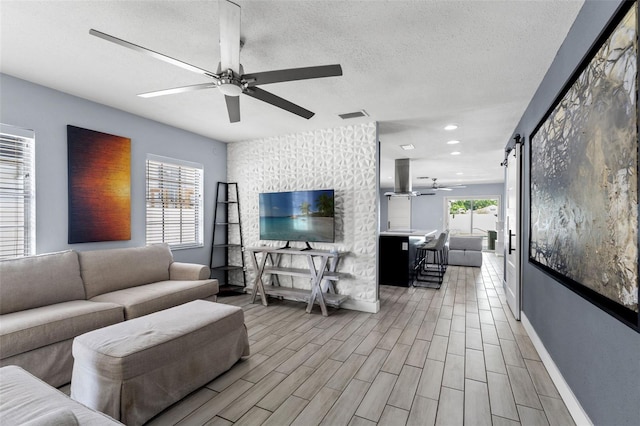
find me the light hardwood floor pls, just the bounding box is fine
[147,253,575,426]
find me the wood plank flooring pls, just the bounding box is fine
[148,253,574,426]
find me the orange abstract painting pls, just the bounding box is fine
[67,125,131,243]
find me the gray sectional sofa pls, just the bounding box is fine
[447,236,483,267]
[0,243,218,387]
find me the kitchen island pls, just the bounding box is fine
[379,229,437,287]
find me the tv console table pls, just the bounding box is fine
[247,246,348,316]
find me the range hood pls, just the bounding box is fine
[384,158,421,197]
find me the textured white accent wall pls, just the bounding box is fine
[227,122,379,306]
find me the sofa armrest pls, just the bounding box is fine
[169,262,210,280]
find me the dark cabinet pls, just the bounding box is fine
[379,235,414,287]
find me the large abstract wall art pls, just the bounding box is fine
[67,125,131,243]
[530,1,638,330]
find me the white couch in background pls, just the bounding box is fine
[447,236,483,267]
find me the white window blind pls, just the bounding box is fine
[0,124,35,260]
[146,155,203,249]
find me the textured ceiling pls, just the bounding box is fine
[0,0,584,188]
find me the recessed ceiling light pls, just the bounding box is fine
[451,151,461,155]
[444,124,458,131]
[456,172,464,175]
[447,140,460,145]
[400,144,415,150]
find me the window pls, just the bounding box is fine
[0,124,35,260]
[445,196,500,250]
[146,154,203,249]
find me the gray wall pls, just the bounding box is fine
[0,74,226,265]
[510,1,640,424]
[380,183,505,232]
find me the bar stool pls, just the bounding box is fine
[413,230,449,288]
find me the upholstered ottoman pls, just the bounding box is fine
[70,300,250,426]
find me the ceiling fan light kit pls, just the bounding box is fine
[216,73,244,97]
[89,0,342,123]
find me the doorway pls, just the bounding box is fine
[504,142,522,320]
[445,197,500,250]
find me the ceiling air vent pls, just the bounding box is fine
[339,110,369,119]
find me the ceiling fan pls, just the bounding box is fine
[417,177,466,191]
[429,178,466,191]
[89,0,342,123]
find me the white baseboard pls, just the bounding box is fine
[521,313,592,426]
[340,298,380,313]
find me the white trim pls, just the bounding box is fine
[341,298,380,313]
[442,194,502,237]
[521,313,593,426]
[0,123,35,139]
[146,153,203,170]
[145,155,204,249]
[0,124,36,259]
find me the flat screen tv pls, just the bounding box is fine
[259,189,335,245]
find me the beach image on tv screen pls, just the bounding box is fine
[259,189,335,242]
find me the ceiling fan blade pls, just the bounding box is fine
[138,83,217,98]
[90,29,217,78]
[219,0,241,74]
[243,64,343,86]
[244,87,314,119]
[225,95,241,123]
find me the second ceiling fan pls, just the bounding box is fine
[90,0,342,123]
[417,177,467,191]
[429,178,466,191]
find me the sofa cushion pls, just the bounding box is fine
[0,365,121,425]
[0,251,86,315]
[448,250,483,267]
[79,244,173,299]
[0,300,123,359]
[90,279,219,320]
[449,236,483,251]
